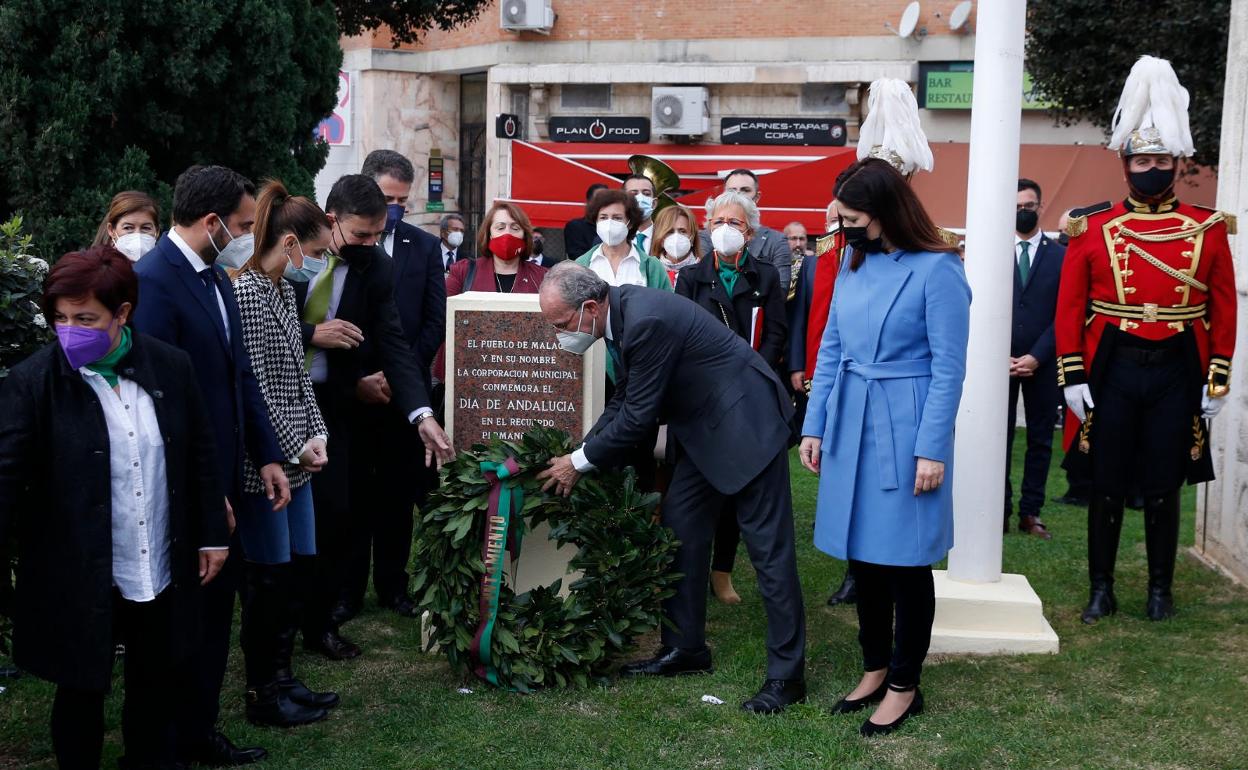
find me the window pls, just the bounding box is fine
[801,84,848,113]
[560,84,612,110]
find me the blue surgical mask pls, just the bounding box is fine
[284,240,327,282]
[635,194,655,220]
[385,203,405,234]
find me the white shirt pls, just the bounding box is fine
[81,369,171,602]
[571,310,614,473]
[383,231,395,257]
[636,225,654,255]
[588,245,646,287]
[169,229,231,343]
[1015,230,1043,265]
[307,262,350,384]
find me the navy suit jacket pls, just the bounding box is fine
[383,221,446,390]
[786,252,818,374]
[132,234,283,498]
[1011,234,1065,365]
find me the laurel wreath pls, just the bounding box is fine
[412,428,681,691]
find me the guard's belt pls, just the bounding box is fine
[1090,300,1206,323]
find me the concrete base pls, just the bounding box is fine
[929,570,1059,655]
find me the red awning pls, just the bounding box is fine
[499,141,621,228]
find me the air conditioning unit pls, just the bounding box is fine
[500,0,554,32]
[651,87,709,136]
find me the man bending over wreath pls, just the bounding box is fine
[536,262,807,714]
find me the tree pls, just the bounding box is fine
[0,0,342,258]
[335,0,494,46]
[1026,0,1230,170]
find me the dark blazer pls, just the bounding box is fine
[673,252,787,370]
[563,216,600,261]
[133,234,283,497]
[787,252,818,375]
[1012,234,1066,364]
[0,334,227,691]
[382,221,446,389]
[584,286,794,495]
[293,246,430,417]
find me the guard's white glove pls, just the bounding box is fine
[1064,384,1094,423]
[1202,385,1227,419]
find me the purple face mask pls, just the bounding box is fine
[55,324,114,369]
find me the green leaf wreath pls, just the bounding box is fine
[413,427,681,692]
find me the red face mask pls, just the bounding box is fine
[489,233,526,261]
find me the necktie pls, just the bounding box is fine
[635,233,646,254]
[446,250,455,269]
[199,268,226,337]
[302,256,341,367]
[1017,241,1031,286]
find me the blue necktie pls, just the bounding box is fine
[199,268,227,338]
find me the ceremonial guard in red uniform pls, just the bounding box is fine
[1056,57,1236,623]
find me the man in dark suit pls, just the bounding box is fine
[438,213,471,270]
[133,164,290,767]
[1006,178,1065,539]
[563,183,606,259]
[335,150,447,620]
[536,263,806,715]
[699,169,794,288]
[295,174,454,659]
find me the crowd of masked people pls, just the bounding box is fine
[0,146,1072,765]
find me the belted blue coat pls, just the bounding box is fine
[801,248,971,566]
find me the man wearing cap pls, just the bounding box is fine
[1056,56,1236,624]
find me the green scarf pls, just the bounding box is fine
[717,249,749,296]
[86,325,132,387]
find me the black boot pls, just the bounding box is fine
[277,558,340,710]
[245,682,328,728]
[826,569,857,606]
[1081,495,1123,624]
[1143,490,1181,621]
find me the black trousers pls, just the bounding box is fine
[1005,366,1059,519]
[711,501,740,573]
[1090,341,1193,497]
[851,561,934,690]
[661,448,805,680]
[177,534,241,751]
[342,402,432,607]
[54,590,183,769]
[307,385,356,637]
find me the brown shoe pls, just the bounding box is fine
[710,570,742,604]
[1018,515,1052,540]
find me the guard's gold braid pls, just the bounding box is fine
[1118,212,1225,242]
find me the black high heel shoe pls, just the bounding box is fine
[860,688,924,737]
[830,680,888,714]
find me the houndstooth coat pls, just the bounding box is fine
[232,268,328,494]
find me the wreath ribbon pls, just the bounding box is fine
[471,456,524,686]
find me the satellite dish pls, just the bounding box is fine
[950,1,972,31]
[898,1,921,37]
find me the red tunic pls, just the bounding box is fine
[1055,198,1236,448]
[804,230,845,379]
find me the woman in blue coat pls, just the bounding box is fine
[799,159,970,736]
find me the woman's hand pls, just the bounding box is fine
[799,436,821,474]
[299,438,328,473]
[914,458,945,495]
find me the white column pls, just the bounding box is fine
[946,0,1027,584]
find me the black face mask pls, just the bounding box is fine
[841,218,884,255]
[336,243,381,265]
[1015,208,1039,234]
[1129,166,1176,199]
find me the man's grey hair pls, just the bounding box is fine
[545,262,609,307]
[361,149,415,184]
[439,213,465,232]
[705,190,761,231]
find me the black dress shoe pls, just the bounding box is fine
[620,646,712,677]
[304,630,361,660]
[826,572,857,606]
[330,600,360,626]
[831,680,888,714]
[278,676,341,709]
[742,678,806,714]
[246,683,329,728]
[192,731,268,767]
[860,688,924,737]
[382,595,421,618]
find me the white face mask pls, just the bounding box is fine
[212,227,255,269]
[596,218,629,247]
[446,230,464,248]
[711,224,746,257]
[556,301,597,355]
[113,232,156,262]
[662,232,691,260]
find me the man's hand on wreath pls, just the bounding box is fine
[538,454,581,497]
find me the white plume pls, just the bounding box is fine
[1108,55,1195,157]
[856,78,934,175]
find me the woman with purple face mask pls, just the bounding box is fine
[0,246,229,769]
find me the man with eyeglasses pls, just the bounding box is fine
[1006,179,1065,541]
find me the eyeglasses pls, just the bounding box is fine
[709,217,748,231]
[1016,202,1039,212]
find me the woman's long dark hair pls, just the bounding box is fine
[833,159,957,270]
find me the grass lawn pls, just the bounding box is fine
[3,432,1247,769]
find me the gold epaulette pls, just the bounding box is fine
[1066,216,1087,238]
[814,233,837,257]
[938,227,961,248]
[1193,204,1238,235]
[1066,201,1113,238]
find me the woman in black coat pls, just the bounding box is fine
[0,247,228,769]
[675,191,787,605]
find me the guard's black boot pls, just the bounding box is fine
[1081,495,1123,624]
[240,561,278,693]
[1144,490,1181,621]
